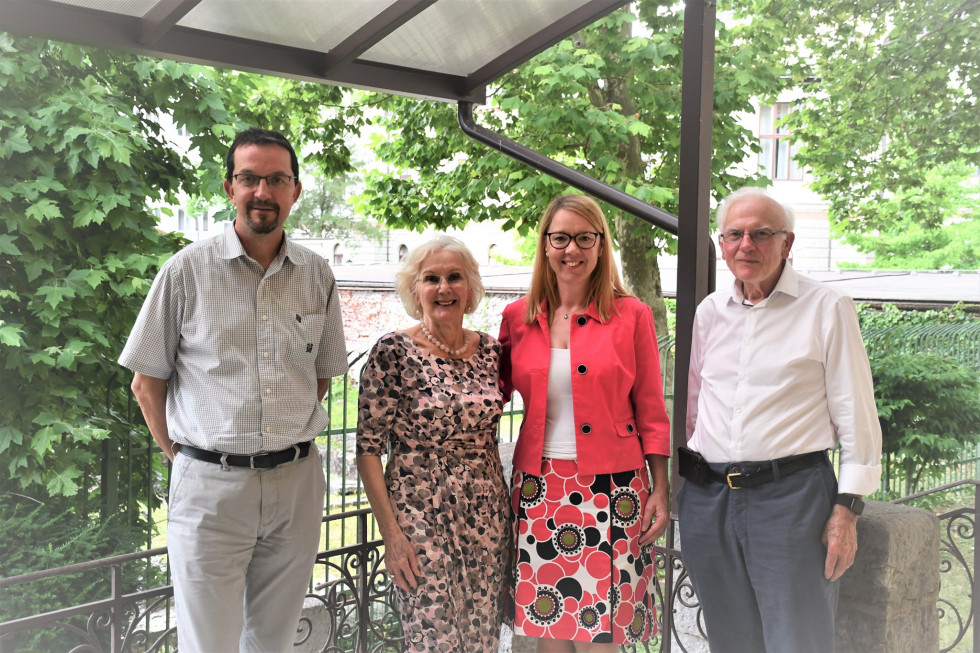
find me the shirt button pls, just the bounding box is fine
[576,316,588,326]
[576,364,587,375]
[262,315,268,321]
[581,424,592,435]
[626,423,635,433]
[264,352,270,358]
[266,388,272,395]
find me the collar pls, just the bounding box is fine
[217,221,312,266]
[730,261,799,306]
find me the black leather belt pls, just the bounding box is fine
[178,441,312,469]
[678,446,829,490]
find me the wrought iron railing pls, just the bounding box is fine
[893,480,980,653]
[2,487,977,653]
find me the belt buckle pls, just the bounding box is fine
[726,465,743,489]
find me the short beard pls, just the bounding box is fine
[243,201,280,234]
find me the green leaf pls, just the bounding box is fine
[0,323,25,347]
[24,199,62,223]
[0,234,23,256]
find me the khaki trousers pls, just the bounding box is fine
[167,448,325,652]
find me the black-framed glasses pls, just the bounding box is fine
[232,173,297,189]
[720,228,788,244]
[546,231,602,250]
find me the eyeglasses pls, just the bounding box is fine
[232,174,297,189]
[720,228,788,244]
[546,231,602,250]
[419,272,467,286]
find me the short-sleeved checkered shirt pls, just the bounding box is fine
[119,222,348,454]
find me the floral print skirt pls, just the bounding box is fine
[511,458,657,644]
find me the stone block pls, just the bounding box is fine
[836,500,940,653]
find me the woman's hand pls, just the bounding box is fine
[356,454,423,593]
[639,453,670,546]
[639,485,669,546]
[384,528,422,593]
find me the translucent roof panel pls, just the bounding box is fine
[2,0,629,102]
[361,0,596,76]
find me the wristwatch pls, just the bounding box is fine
[835,494,865,515]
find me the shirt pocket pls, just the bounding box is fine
[286,313,326,361]
[615,417,639,438]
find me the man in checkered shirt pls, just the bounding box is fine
[120,128,347,652]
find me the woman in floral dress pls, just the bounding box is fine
[356,236,512,652]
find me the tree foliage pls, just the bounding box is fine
[358,1,786,334]
[858,303,980,496]
[290,168,385,242]
[0,34,361,506]
[733,0,980,264]
[872,351,980,496]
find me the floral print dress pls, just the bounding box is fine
[356,331,512,652]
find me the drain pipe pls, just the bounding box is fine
[457,102,679,233]
[456,101,715,292]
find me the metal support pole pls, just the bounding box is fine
[669,3,716,648]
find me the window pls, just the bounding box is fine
[759,102,803,181]
[333,243,343,266]
[398,244,409,262]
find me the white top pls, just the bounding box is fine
[543,348,577,459]
[119,222,348,454]
[686,262,882,496]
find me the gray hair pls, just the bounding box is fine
[716,186,795,232]
[394,236,485,319]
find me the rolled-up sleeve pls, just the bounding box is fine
[825,296,882,496]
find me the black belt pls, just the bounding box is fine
[178,441,312,469]
[678,446,828,490]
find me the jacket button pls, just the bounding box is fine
[577,364,587,375]
[626,423,635,433]
[581,424,592,434]
[576,316,588,326]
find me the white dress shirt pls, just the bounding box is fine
[686,262,882,496]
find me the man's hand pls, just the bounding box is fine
[822,504,859,581]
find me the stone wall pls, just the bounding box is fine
[339,288,523,354]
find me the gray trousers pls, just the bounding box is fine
[167,448,325,653]
[677,459,839,653]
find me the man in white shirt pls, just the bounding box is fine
[678,186,882,652]
[119,128,348,652]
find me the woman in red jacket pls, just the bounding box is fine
[499,194,671,651]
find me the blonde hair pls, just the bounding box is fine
[394,236,485,319]
[524,194,630,324]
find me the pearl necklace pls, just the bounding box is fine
[419,322,466,356]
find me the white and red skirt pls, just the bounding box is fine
[511,458,658,644]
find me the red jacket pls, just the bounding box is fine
[499,296,671,476]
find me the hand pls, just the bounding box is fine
[822,505,859,581]
[384,529,422,593]
[639,486,669,546]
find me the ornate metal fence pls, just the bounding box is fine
[5,333,980,651]
[2,489,977,652]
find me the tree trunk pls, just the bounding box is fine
[614,218,669,339]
